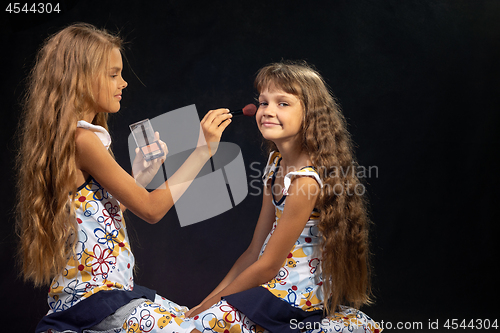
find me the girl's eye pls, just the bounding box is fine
[259,102,268,106]
[279,102,289,107]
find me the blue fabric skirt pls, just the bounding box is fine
[224,286,323,333]
[36,285,156,333]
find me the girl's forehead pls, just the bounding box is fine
[259,85,299,99]
[260,81,282,93]
[259,79,301,96]
[109,48,122,65]
[99,48,122,73]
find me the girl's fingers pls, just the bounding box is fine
[215,117,232,134]
[218,112,233,125]
[199,109,213,127]
[159,140,168,156]
[152,132,167,159]
[199,108,232,154]
[205,112,232,135]
[202,108,230,127]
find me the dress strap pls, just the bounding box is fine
[262,151,282,186]
[282,166,323,196]
[271,157,285,206]
[77,120,111,150]
[265,151,323,206]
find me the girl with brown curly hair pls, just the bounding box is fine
[16,23,232,332]
[180,61,381,333]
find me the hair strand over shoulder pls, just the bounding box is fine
[15,23,122,287]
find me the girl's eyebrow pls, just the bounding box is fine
[108,66,122,71]
[260,93,293,100]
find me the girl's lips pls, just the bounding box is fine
[115,95,122,100]
[261,121,281,127]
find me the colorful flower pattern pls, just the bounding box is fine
[121,295,192,333]
[107,151,382,333]
[47,177,134,314]
[42,143,381,332]
[259,151,325,312]
[164,152,382,333]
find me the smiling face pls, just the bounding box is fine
[256,86,304,146]
[94,47,128,115]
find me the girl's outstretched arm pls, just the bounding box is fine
[188,175,320,317]
[75,108,232,224]
[186,183,276,316]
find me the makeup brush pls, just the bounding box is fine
[230,104,257,117]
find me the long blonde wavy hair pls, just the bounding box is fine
[255,61,373,315]
[16,23,122,287]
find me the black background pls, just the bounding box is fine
[1,0,499,331]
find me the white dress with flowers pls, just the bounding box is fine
[48,121,135,313]
[40,129,381,333]
[181,151,382,333]
[39,121,194,333]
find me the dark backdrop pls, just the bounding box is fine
[1,0,498,331]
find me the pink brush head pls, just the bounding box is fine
[242,104,257,116]
[229,104,257,117]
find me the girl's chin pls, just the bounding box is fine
[260,133,277,141]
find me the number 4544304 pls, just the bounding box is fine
[6,3,61,14]
[444,319,498,330]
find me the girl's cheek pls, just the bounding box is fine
[255,111,262,124]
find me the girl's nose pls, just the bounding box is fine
[262,105,276,117]
[121,78,128,89]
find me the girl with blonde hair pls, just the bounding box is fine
[180,61,382,333]
[16,23,232,332]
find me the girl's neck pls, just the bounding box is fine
[81,110,96,123]
[275,140,311,172]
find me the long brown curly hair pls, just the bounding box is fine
[255,61,373,315]
[15,23,122,287]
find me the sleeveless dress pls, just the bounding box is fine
[37,121,193,333]
[38,131,381,333]
[259,151,325,312]
[183,151,382,333]
[47,120,135,313]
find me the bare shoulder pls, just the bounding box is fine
[75,127,109,157]
[283,175,321,214]
[288,174,320,196]
[74,127,113,172]
[75,127,101,146]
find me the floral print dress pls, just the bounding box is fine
[39,127,381,333]
[180,151,382,333]
[38,121,192,333]
[47,121,135,313]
